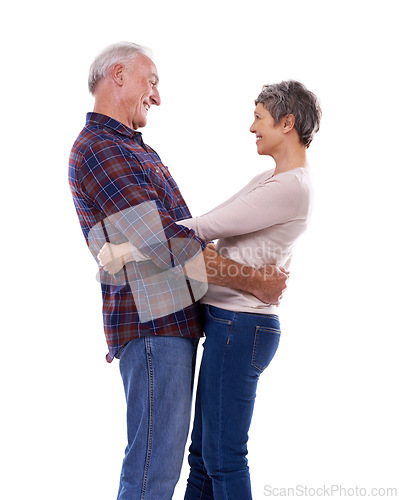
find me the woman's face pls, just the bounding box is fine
[249,103,284,156]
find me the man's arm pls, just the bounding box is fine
[97,240,288,304]
[187,245,288,305]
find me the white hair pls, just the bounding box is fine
[88,42,153,95]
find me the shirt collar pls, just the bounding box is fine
[86,112,143,140]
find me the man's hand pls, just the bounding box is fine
[97,242,132,275]
[250,265,289,305]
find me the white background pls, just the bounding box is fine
[1,0,398,498]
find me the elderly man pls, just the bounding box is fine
[69,42,287,500]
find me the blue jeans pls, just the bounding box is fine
[184,305,281,500]
[117,336,198,500]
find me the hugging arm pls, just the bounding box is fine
[95,171,295,304]
[98,242,288,305]
[179,175,302,241]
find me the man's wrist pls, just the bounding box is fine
[203,247,258,292]
[238,266,260,294]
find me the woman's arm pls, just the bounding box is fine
[98,176,305,273]
[179,175,305,241]
[97,240,288,305]
[97,241,149,274]
[97,241,217,275]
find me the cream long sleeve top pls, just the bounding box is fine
[179,167,313,315]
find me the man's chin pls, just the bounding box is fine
[131,117,147,130]
[137,119,147,130]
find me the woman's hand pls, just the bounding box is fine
[97,242,132,275]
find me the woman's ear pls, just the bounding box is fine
[282,114,296,133]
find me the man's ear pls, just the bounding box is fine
[111,63,125,87]
[282,114,296,133]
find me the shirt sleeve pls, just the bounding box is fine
[179,175,304,241]
[78,139,205,269]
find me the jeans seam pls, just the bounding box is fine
[198,467,206,499]
[141,337,154,499]
[252,327,262,372]
[218,313,235,499]
[255,326,281,333]
[241,311,279,320]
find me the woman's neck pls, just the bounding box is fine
[271,143,308,177]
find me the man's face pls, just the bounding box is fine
[123,53,161,129]
[249,103,283,156]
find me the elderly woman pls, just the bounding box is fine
[99,80,321,500]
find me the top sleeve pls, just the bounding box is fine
[78,140,205,269]
[179,175,303,241]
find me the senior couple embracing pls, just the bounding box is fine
[69,41,321,500]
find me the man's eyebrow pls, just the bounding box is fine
[151,73,159,83]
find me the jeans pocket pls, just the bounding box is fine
[251,326,281,373]
[206,305,233,325]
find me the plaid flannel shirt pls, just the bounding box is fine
[69,113,206,362]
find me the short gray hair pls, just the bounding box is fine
[88,42,153,95]
[255,80,322,148]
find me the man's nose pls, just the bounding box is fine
[151,88,161,106]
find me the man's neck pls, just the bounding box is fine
[93,102,134,130]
